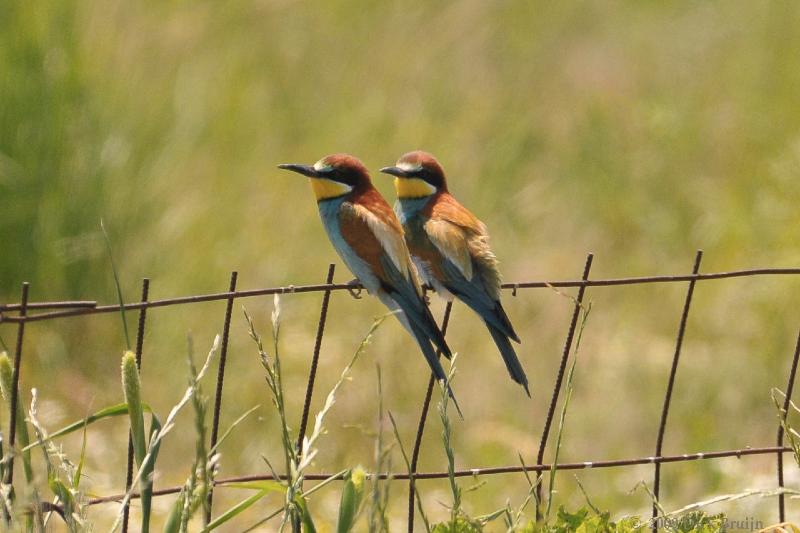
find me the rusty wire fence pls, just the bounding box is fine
[1,250,800,531]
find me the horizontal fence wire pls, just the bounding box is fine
[2,257,800,528]
[86,445,793,505]
[3,267,800,323]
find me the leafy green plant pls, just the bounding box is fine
[0,352,34,484]
[773,387,800,468]
[544,302,592,520]
[27,388,85,531]
[163,334,254,533]
[368,365,393,533]
[121,350,151,531]
[0,337,227,532]
[336,467,366,533]
[438,355,464,527]
[389,410,432,533]
[224,296,388,531]
[514,506,732,533]
[0,315,794,532]
[110,335,220,532]
[521,505,645,532]
[0,350,36,531]
[430,355,507,532]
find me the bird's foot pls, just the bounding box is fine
[421,284,432,305]
[345,278,363,300]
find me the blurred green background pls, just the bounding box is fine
[2,0,800,529]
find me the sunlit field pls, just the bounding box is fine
[2,1,800,529]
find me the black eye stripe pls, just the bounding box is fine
[326,168,359,186]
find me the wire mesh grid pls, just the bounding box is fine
[1,250,799,531]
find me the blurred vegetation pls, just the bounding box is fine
[2,0,800,529]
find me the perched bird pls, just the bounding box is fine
[381,151,530,396]
[278,154,460,409]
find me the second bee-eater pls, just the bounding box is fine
[381,151,530,396]
[278,154,460,408]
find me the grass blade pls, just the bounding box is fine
[388,411,431,533]
[121,351,146,467]
[109,334,219,533]
[72,420,89,489]
[210,405,260,454]
[546,303,592,520]
[0,352,33,482]
[201,488,277,532]
[223,481,286,492]
[336,467,365,533]
[100,219,131,350]
[22,403,152,452]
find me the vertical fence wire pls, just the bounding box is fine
[206,271,239,522]
[122,278,151,533]
[289,264,336,533]
[4,282,29,486]
[652,250,703,530]
[407,301,454,533]
[777,329,800,521]
[535,254,594,519]
[296,264,337,452]
[5,263,800,529]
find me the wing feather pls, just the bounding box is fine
[339,201,422,297]
[339,198,451,358]
[426,193,502,299]
[424,219,473,280]
[352,203,412,281]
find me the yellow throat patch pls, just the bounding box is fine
[394,178,437,198]
[310,178,353,201]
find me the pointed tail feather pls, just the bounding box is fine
[445,280,519,345]
[387,286,453,359]
[408,321,448,382]
[494,302,521,344]
[486,323,530,396]
[417,301,453,359]
[377,290,461,412]
[406,320,463,417]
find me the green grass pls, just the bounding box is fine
[1,298,777,531]
[2,0,800,526]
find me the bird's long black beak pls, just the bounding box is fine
[379,166,410,178]
[278,163,319,178]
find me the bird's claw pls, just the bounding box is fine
[346,279,363,299]
[422,284,432,305]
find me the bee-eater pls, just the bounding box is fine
[381,151,530,396]
[278,154,460,407]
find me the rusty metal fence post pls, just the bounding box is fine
[1,262,800,529]
[122,278,151,533]
[4,282,29,487]
[777,329,800,522]
[535,254,593,519]
[206,271,239,522]
[407,301,453,533]
[652,250,703,530]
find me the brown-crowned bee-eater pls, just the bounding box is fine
[381,151,530,396]
[279,154,461,411]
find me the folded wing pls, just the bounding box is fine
[338,200,453,363]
